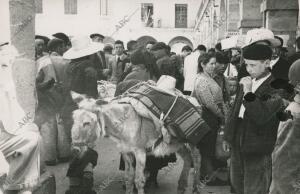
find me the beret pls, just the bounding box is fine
[90,33,104,39]
[151,42,168,51]
[243,44,272,60]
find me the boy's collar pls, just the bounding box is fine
[254,71,271,81]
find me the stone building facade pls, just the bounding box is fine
[35,0,202,53]
[194,0,299,51]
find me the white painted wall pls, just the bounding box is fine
[35,0,200,47]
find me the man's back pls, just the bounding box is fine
[183,51,200,92]
[50,52,70,83]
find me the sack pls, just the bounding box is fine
[215,127,230,161]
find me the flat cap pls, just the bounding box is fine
[90,33,104,39]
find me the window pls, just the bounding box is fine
[100,0,108,15]
[175,4,187,28]
[141,3,153,27]
[65,0,77,14]
[35,0,43,14]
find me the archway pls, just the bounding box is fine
[136,36,157,47]
[168,36,193,54]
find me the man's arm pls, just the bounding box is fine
[36,70,55,91]
[243,92,285,125]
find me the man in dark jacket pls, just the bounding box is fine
[90,33,107,80]
[62,36,101,193]
[270,36,291,81]
[225,44,285,194]
[62,36,100,119]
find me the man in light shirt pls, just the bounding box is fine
[183,44,206,95]
[224,44,285,194]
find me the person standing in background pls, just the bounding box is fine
[90,33,104,43]
[145,41,156,52]
[107,40,129,84]
[170,45,192,92]
[35,38,71,165]
[90,33,107,81]
[183,44,207,95]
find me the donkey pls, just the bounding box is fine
[71,92,203,194]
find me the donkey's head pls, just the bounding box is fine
[71,92,107,150]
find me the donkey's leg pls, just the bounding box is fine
[134,149,146,194]
[123,153,135,194]
[177,145,192,194]
[190,145,202,194]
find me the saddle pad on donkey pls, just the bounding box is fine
[123,83,211,145]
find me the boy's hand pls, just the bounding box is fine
[119,53,127,61]
[240,76,252,93]
[223,141,230,152]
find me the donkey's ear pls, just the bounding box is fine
[71,91,86,104]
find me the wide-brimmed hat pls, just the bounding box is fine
[243,28,281,48]
[63,36,104,59]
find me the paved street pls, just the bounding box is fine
[46,138,231,194]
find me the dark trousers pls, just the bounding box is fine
[230,124,272,194]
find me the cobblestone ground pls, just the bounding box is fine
[46,139,231,194]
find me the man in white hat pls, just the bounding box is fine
[60,35,103,164]
[63,35,103,97]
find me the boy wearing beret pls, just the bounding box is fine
[224,44,285,194]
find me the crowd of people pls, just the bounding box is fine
[1,27,300,194]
